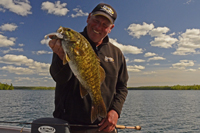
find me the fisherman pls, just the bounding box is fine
[48,3,128,133]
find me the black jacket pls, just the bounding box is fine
[50,27,128,125]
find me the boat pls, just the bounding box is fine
[0,118,140,132]
[0,118,71,133]
[0,125,31,133]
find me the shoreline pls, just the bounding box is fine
[0,83,200,90]
[128,85,200,90]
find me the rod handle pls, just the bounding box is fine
[116,125,141,130]
[116,125,126,129]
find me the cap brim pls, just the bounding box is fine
[92,11,114,24]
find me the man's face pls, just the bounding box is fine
[86,13,114,44]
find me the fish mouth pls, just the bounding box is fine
[44,32,64,39]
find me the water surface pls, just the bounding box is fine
[1,90,200,132]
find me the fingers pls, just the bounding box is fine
[98,119,106,131]
[98,118,116,132]
[105,125,115,132]
[49,39,65,60]
[49,39,60,49]
[98,110,119,132]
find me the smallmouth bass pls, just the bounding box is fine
[45,26,107,123]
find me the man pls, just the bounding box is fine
[49,3,128,133]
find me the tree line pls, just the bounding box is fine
[14,86,55,90]
[1,82,200,90]
[0,83,14,90]
[0,83,54,90]
[171,85,200,90]
[128,85,200,90]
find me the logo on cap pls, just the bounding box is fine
[101,5,114,16]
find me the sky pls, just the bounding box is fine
[0,0,200,87]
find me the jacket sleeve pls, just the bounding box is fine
[109,55,128,117]
[50,53,73,84]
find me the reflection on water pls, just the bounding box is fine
[1,90,200,132]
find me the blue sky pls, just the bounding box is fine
[0,0,200,87]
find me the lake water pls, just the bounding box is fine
[0,90,200,133]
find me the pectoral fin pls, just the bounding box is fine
[63,54,70,65]
[99,66,106,84]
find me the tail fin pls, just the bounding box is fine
[91,99,107,123]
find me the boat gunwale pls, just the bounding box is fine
[0,125,31,132]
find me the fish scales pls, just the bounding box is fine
[71,35,100,91]
[47,26,107,123]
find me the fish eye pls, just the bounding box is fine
[67,29,71,31]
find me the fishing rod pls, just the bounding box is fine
[0,121,141,130]
[116,125,141,130]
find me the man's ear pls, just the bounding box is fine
[87,13,92,23]
[108,24,115,33]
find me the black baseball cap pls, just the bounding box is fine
[91,3,117,24]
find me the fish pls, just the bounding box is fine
[45,26,107,123]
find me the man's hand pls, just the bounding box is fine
[49,37,65,60]
[98,110,119,132]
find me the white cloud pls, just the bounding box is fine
[149,27,178,48]
[14,76,31,82]
[0,54,33,65]
[127,22,154,39]
[147,56,166,62]
[1,47,23,54]
[125,57,129,63]
[13,76,54,86]
[41,38,51,46]
[185,68,196,72]
[71,8,88,18]
[0,7,6,12]
[154,63,160,66]
[173,29,200,55]
[0,23,18,31]
[173,47,196,55]
[133,59,145,62]
[0,34,16,47]
[0,74,7,77]
[110,38,143,54]
[150,34,178,48]
[0,78,12,84]
[127,65,145,72]
[0,54,50,76]
[184,0,193,4]
[18,43,24,47]
[0,65,34,75]
[41,1,69,16]
[144,52,157,57]
[0,0,32,16]
[149,27,170,37]
[143,71,156,75]
[32,50,52,55]
[172,60,194,69]
[126,23,178,48]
